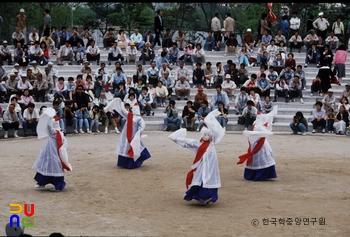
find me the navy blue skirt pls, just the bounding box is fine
[117,148,151,169]
[184,185,218,203]
[34,172,66,190]
[244,165,277,181]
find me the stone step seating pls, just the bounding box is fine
[1,45,348,133]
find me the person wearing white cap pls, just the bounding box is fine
[0,40,13,65]
[322,89,336,112]
[243,28,255,52]
[313,12,329,40]
[222,73,237,97]
[16,8,27,44]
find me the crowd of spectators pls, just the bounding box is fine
[1,8,350,137]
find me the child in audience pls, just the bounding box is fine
[66,77,76,100]
[89,105,100,133]
[134,78,145,98]
[326,108,336,133]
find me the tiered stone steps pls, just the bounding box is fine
[1,44,349,133]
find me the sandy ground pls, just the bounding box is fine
[0,131,350,237]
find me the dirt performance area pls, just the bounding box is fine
[0,131,349,236]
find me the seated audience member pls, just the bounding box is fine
[168,42,180,66]
[290,111,308,135]
[237,45,251,67]
[234,86,249,115]
[133,64,147,84]
[242,73,258,91]
[75,104,91,134]
[266,65,279,89]
[160,71,174,99]
[138,86,154,116]
[319,44,333,68]
[222,74,237,98]
[217,101,228,131]
[147,61,159,87]
[274,75,289,102]
[62,101,78,134]
[126,42,138,64]
[192,62,205,88]
[86,40,101,65]
[117,29,128,50]
[193,86,208,112]
[310,76,322,97]
[256,73,270,98]
[214,62,226,85]
[175,30,186,50]
[288,75,304,104]
[175,60,190,83]
[225,33,238,56]
[243,28,255,52]
[322,89,336,112]
[210,84,230,110]
[241,100,258,130]
[0,40,13,65]
[204,31,215,51]
[288,31,303,53]
[196,100,211,132]
[304,44,320,68]
[203,62,214,88]
[103,27,117,50]
[182,43,194,64]
[175,76,191,101]
[182,100,196,131]
[249,87,262,111]
[155,81,168,107]
[56,41,73,66]
[303,29,318,50]
[193,43,206,64]
[163,99,182,131]
[141,42,155,64]
[129,29,145,50]
[325,31,339,51]
[22,102,39,137]
[2,103,19,138]
[74,41,86,65]
[311,101,326,133]
[333,105,349,135]
[261,95,274,114]
[143,30,154,49]
[294,64,306,90]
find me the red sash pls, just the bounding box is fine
[56,131,71,171]
[186,140,210,189]
[126,112,134,158]
[237,138,266,166]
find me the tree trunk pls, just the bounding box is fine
[200,3,210,32]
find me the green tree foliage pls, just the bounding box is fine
[109,2,154,36]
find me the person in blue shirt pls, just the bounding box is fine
[280,15,290,40]
[156,51,170,70]
[210,84,230,110]
[75,103,90,133]
[57,26,71,49]
[109,67,126,92]
[168,42,179,66]
[204,31,215,51]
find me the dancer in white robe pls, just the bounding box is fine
[237,106,278,181]
[32,108,72,191]
[169,109,224,205]
[105,97,151,169]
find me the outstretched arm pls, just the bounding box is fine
[104,97,128,119]
[169,128,199,153]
